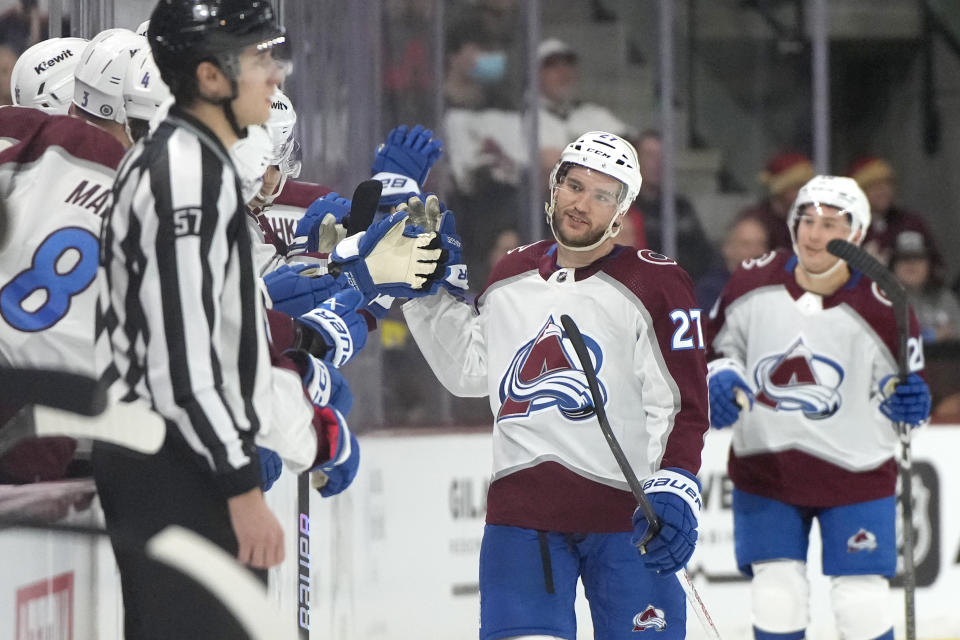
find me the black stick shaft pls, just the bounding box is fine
[826,238,916,640]
[559,315,661,546]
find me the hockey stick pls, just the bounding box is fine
[345,179,383,236]
[0,369,165,456]
[827,238,917,640]
[559,314,722,640]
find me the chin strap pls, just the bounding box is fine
[543,193,623,253]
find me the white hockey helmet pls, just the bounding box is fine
[135,19,150,37]
[11,37,89,114]
[73,28,147,123]
[264,88,300,176]
[122,46,171,122]
[546,130,642,252]
[787,175,871,248]
[230,124,274,204]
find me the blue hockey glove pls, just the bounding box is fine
[264,264,349,318]
[371,124,443,211]
[294,288,368,367]
[257,446,282,492]
[330,210,443,300]
[879,373,931,427]
[397,196,468,297]
[296,353,354,416]
[311,407,360,498]
[432,209,469,296]
[631,468,701,574]
[288,192,353,255]
[708,368,753,428]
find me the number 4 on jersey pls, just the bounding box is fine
[670,308,704,350]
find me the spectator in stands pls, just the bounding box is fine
[628,129,716,281]
[695,215,769,310]
[381,0,435,126]
[443,1,526,290]
[738,151,814,252]
[537,38,634,187]
[890,230,960,343]
[848,155,944,276]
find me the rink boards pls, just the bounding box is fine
[1,426,959,639]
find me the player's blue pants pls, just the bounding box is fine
[732,489,897,577]
[479,524,686,640]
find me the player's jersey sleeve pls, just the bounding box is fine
[402,288,488,397]
[617,256,709,475]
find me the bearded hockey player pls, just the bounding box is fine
[705,175,931,640]
[404,130,709,640]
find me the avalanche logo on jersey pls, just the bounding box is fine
[753,337,844,419]
[632,604,667,631]
[497,316,606,422]
[847,528,878,552]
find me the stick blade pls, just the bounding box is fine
[826,239,906,305]
[346,179,383,235]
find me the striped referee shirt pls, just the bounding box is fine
[97,107,272,497]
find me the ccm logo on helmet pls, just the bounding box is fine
[33,49,75,75]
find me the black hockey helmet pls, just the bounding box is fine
[148,0,287,101]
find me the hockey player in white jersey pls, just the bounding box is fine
[404,131,709,639]
[706,175,931,640]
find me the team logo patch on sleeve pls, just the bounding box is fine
[753,337,844,419]
[497,316,606,422]
[632,604,667,631]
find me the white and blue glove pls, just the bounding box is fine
[257,446,283,492]
[631,468,701,574]
[294,289,368,368]
[264,263,349,317]
[371,124,443,212]
[398,195,469,297]
[330,210,443,300]
[294,351,354,416]
[708,368,753,428]
[879,373,931,427]
[310,407,360,498]
[288,192,352,255]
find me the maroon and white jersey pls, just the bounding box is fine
[0,108,125,376]
[404,242,709,533]
[706,251,924,507]
[258,179,331,249]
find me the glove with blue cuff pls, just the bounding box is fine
[631,468,701,574]
[294,288,368,368]
[288,192,352,255]
[329,210,444,300]
[708,367,753,428]
[257,446,283,492]
[264,263,349,318]
[310,407,360,498]
[372,124,443,212]
[879,373,931,427]
[397,195,468,297]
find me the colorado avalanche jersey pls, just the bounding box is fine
[707,251,923,507]
[0,108,125,376]
[257,179,331,249]
[404,241,709,533]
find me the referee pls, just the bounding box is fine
[94,1,297,637]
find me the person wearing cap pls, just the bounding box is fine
[538,37,633,187]
[847,155,943,274]
[738,151,815,252]
[891,229,960,343]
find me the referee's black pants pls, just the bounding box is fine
[93,432,267,640]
